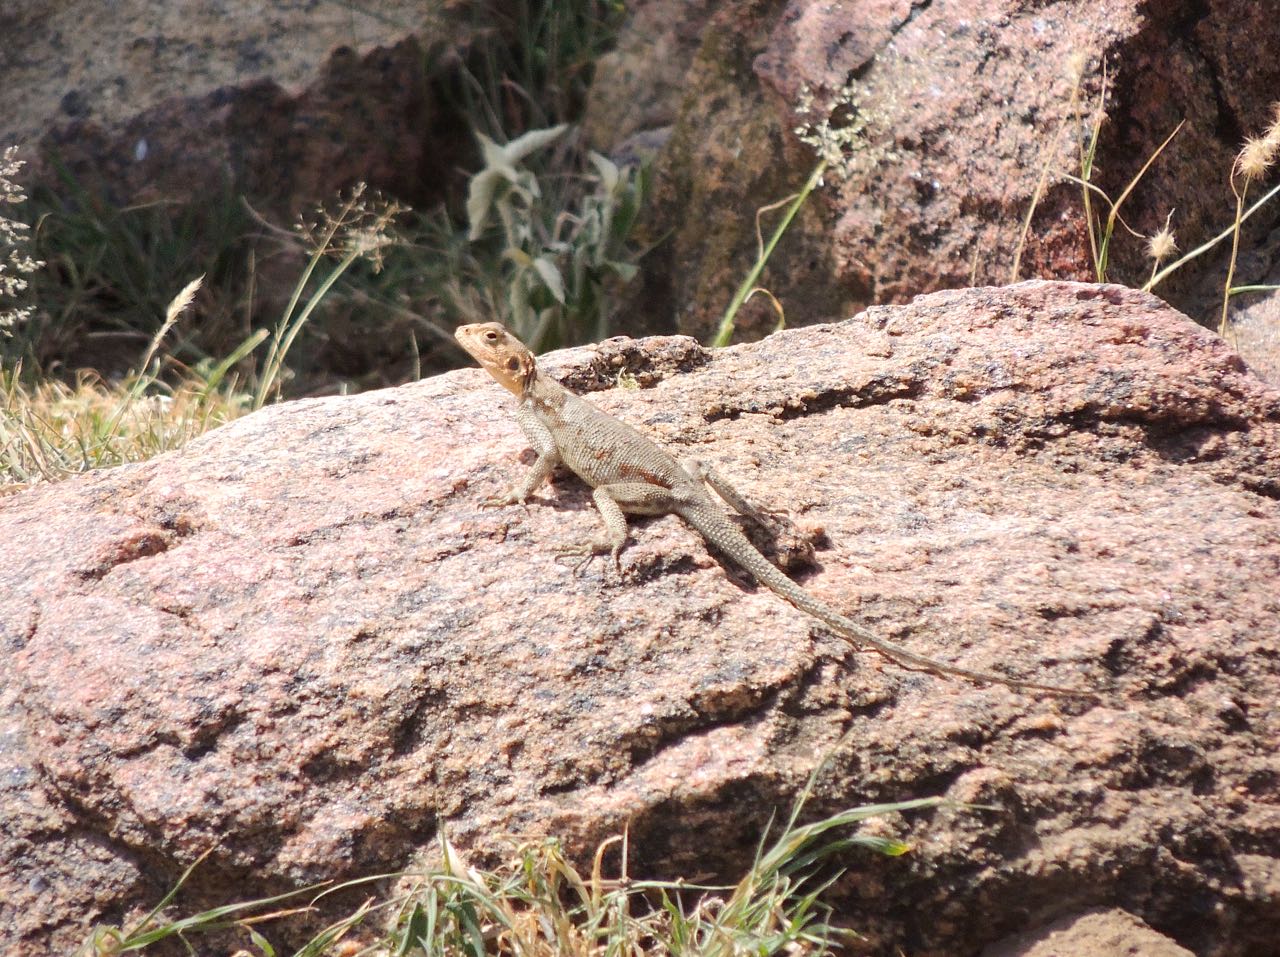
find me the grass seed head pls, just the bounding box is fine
[1147,222,1178,263]
[1146,210,1179,265]
[1236,135,1276,181]
[1,145,43,336]
[1064,50,1089,85]
[1268,100,1280,142]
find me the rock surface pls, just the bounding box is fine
[984,907,1196,957]
[3,281,1280,955]
[0,2,437,143]
[0,1,462,209]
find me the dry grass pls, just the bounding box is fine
[0,364,251,491]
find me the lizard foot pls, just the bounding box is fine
[481,490,523,509]
[553,540,623,576]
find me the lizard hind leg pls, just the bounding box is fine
[555,482,679,573]
[682,457,816,571]
[682,458,772,523]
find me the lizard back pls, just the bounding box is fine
[528,378,687,490]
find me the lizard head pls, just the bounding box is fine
[455,322,537,396]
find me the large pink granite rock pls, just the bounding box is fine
[2,281,1278,954]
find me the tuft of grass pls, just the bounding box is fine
[0,277,258,491]
[1062,60,1186,286]
[1042,70,1280,334]
[1136,179,1280,293]
[710,75,897,349]
[0,182,407,490]
[1007,50,1280,341]
[0,362,254,492]
[1213,110,1280,334]
[431,0,626,144]
[712,160,826,348]
[253,183,407,409]
[1138,107,1280,334]
[77,793,950,957]
[8,155,255,373]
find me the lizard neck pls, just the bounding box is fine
[514,358,540,399]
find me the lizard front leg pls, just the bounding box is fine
[486,404,561,506]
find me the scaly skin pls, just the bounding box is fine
[455,321,1096,698]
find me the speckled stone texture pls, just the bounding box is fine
[2,281,1278,955]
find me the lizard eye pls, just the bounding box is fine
[485,331,498,341]
[505,357,520,371]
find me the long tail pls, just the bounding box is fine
[682,505,1096,698]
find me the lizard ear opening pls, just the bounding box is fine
[505,357,520,371]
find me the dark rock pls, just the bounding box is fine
[587,0,1280,341]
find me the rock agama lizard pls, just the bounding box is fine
[455,321,1093,697]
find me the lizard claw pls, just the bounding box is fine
[553,546,598,575]
[553,540,624,577]
[553,539,591,562]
